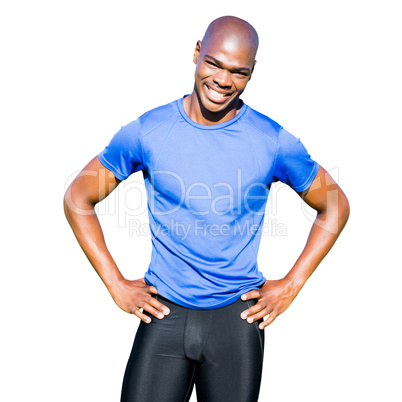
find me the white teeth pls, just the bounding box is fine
[208,87,225,98]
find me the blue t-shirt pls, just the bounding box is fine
[98,97,319,309]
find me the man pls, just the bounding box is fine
[64,16,349,402]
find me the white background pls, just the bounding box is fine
[1,0,401,401]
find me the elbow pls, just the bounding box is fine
[340,190,350,223]
[336,190,350,233]
[63,185,75,224]
[316,190,350,236]
[63,182,95,223]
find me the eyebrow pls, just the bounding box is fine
[204,55,251,74]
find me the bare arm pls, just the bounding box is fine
[241,165,350,329]
[63,156,169,322]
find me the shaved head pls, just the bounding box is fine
[185,16,259,124]
[202,16,259,61]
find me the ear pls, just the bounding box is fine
[248,60,257,81]
[193,40,202,64]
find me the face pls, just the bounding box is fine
[193,34,256,115]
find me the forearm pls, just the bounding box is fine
[63,195,124,292]
[241,166,350,328]
[284,192,350,294]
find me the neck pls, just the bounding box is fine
[183,89,242,125]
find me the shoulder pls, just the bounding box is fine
[130,99,181,137]
[242,105,283,144]
[107,100,180,148]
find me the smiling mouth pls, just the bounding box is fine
[205,84,232,102]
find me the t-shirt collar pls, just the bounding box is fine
[177,95,247,130]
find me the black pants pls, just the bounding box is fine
[121,295,265,402]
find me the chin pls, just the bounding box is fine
[200,94,232,114]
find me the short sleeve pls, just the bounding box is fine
[98,120,145,180]
[272,128,319,192]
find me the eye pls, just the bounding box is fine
[234,71,249,77]
[206,60,218,68]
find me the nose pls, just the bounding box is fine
[213,69,232,89]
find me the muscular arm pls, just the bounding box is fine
[63,156,169,322]
[241,165,350,329]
